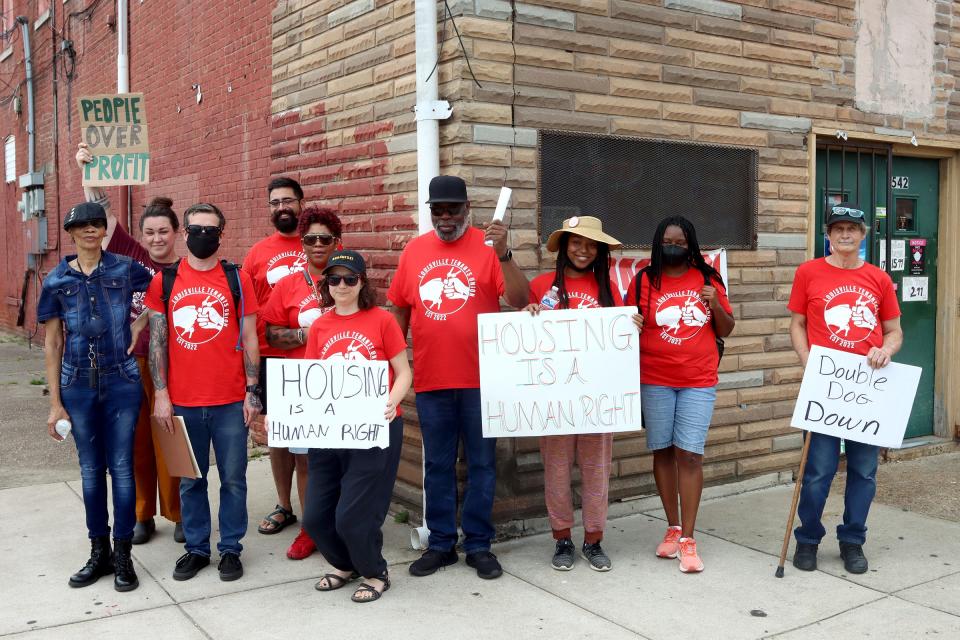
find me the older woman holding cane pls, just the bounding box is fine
[785,205,902,575]
[38,202,153,591]
[301,250,412,603]
[261,206,342,560]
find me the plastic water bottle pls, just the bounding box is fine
[539,286,561,310]
[55,418,72,440]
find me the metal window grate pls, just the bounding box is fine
[538,130,758,249]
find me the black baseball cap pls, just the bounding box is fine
[322,249,366,275]
[825,204,867,227]
[63,202,108,230]
[426,175,468,204]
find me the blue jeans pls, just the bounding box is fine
[60,359,143,540]
[640,385,717,455]
[795,433,878,546]
[416,389,496,554]
[174,402,248,557]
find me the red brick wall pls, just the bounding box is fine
[0,0,272,335]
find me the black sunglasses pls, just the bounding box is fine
[70,219,108,230]
[430,203,466,217]
[326,274,360,287]
[185,224,222,237]
[302,233,337,247]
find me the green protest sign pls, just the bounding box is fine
[78,93,150,186]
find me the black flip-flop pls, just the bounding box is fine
[257,504,297,535]
[315,571,359,591]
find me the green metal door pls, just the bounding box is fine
[814,145,937,439]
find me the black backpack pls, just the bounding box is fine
[159,259,245,350]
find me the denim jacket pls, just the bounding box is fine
[37,251,153,370]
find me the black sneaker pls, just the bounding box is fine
[792,542,818,571]
[581,542,612,572]
[173,552,210,581]
[408,548,458,577]
[551,538,575,571]
[465,550,503,580]
[218,553,243,581]
[839,542,868,574]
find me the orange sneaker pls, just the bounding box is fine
[287,528,317,560]
[656,526,682,559]
[678,537,704,573]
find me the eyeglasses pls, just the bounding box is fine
[185,224,223,237]
[268,197,299,208]
[71,220,107,230]
[302,233,337,247]
[831,206,865,218]
[326,274,360,287]
[430,203,466,217]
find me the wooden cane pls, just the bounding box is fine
[775,431,812,578]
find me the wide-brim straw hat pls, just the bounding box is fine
[545,216,622,252]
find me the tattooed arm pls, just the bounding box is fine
[265,323,305,350]
[148,309,175,433]
[242,314,261,425]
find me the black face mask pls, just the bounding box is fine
[661,244,689,267]
[272,209,298,234]
[187,233,220,259]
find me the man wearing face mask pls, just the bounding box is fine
[388,175,529,580]
[242,177,311,538]
[144,203,261,582]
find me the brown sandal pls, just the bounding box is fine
[314,571,359,591]
[351,573,390,603]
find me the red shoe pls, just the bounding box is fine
[656,526,682,559]
[678,537,704,573]
[286,528,316,560]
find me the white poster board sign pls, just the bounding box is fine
[478,307,641,438]
[790,345,921,448]
[265,358,390,449]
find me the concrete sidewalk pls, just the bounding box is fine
[2,459,958,640]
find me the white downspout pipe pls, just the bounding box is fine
[116,0,131,230]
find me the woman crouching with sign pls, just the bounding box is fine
[301,250,412,603]
[788,205,901,575]
[261,206,342,561]
[525,216,622,572]
[625,215,735,573]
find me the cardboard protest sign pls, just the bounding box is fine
[265,358,391,449]
[790,345,921,448]
[78,93,150,186]
[478,307,641,438]
[610,249,728,302]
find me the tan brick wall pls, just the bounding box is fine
[273,0,960,522]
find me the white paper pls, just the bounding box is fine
[891,239,906,272]
[790,345,921,449]
[901,276,929,302]
[478,307,641,438]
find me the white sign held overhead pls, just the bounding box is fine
[478,307,642,438]
[790,345,920,449]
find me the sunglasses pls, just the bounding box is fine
[326,274,360,287]
[185,224,222,237]
[302,233,337,247]
[830,206,865,218]
[268,197,299,208]
[70,219,108,230]
[430,203,466,217]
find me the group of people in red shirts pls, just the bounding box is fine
[46,146,902,598]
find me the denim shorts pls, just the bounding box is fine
[640,385,717,455]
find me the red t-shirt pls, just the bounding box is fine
[242,232,307,357]
[107,225,176,357]
[528,272,620,309]
[260,269,332,359]
[787,258,899,355]
[304,307,407,416]
[387,226,505,392]
[625,268,732,387]
[144,259,259,407]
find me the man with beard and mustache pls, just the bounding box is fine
[388,176,529,580]
[242,177,312,539]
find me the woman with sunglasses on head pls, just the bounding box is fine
[624,215,735,573]
[76,142,185,546]
[38,202,154,592]
[301,250,412,603]
[261,206,343,561]
[524,216,623,572]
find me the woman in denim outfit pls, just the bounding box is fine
[38,202,153,592]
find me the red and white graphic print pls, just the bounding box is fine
[296,293,329,327]
[266,251,307,286]
[416,259,477,320]
[654,289,711,345]
[822,286,879,348]
[319,330,378,361]
[170,286,231,350]
[568,291,600,309]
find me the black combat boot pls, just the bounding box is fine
[68,535,114,588]
[113,538,140,592]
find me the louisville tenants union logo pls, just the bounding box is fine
[654,290,710,345]
[822,286,878,349]
[417,259,477,320]
[170,287,231,350]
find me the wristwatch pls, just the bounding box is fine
[498,249,513,263]
[245,384,262,396]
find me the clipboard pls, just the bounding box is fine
[152,416,202,479]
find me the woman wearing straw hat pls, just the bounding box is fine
[525,216,622,571]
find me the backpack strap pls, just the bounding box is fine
[220,260,245,351]
[160,259,183,317]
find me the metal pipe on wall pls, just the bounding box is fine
[414,0,450,235]
[117,0,131,231]
[16,17,35,174]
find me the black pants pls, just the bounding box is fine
[303,417,403,579]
